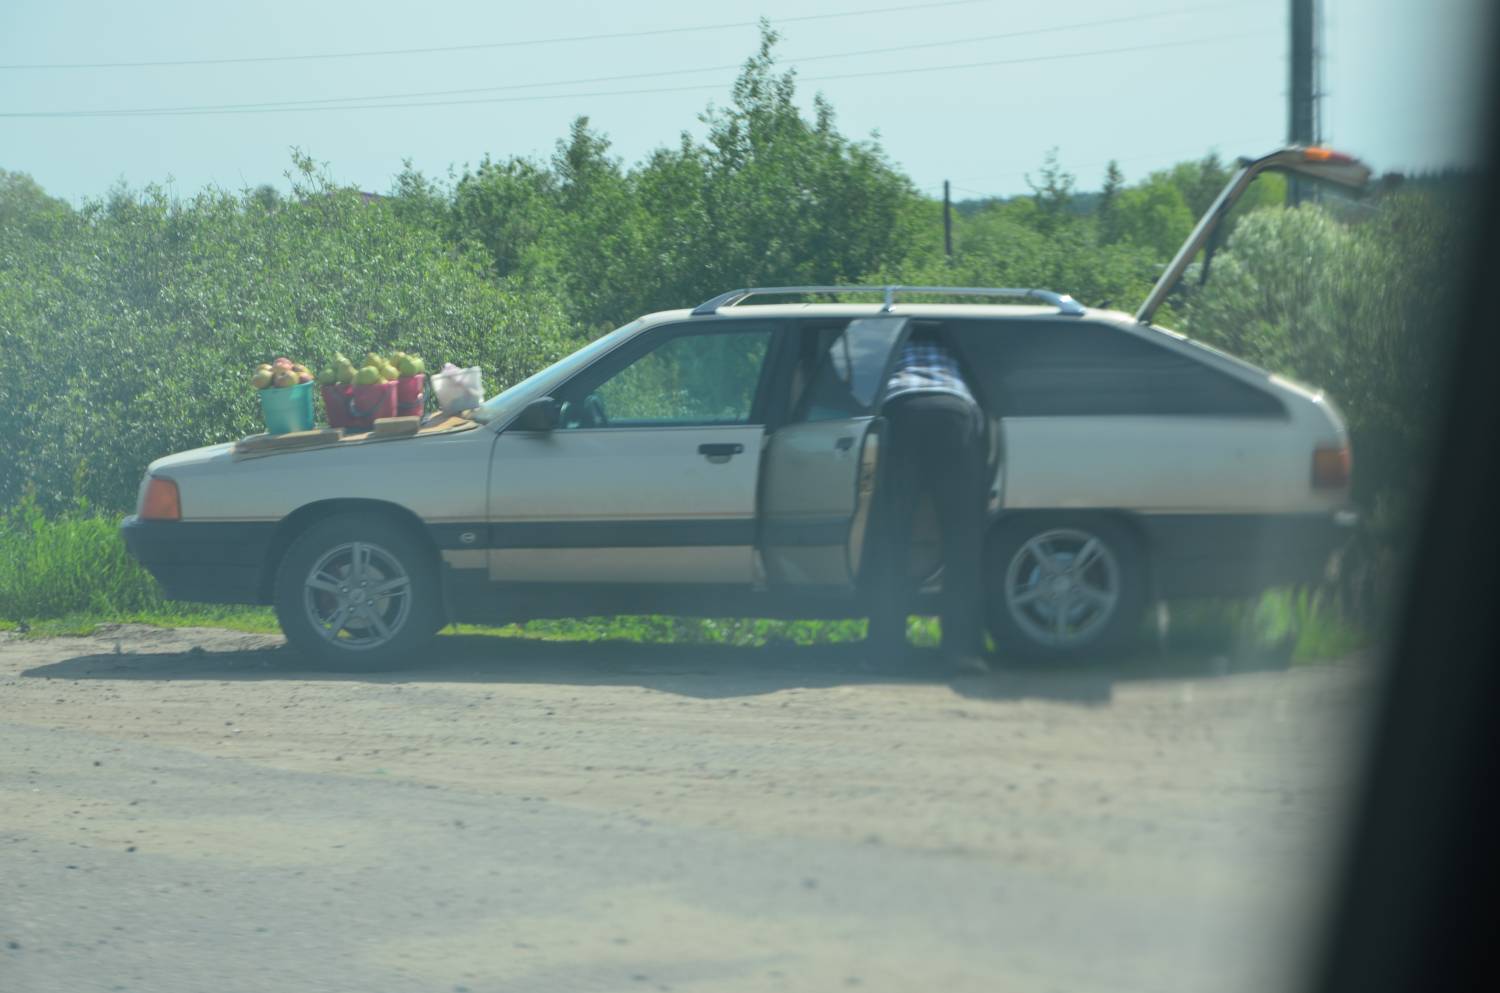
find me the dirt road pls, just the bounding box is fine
[1,625,1373,993]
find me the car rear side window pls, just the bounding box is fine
[952,320,1285,418]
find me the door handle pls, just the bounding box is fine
[834,436,855,452]
[698,442,744,462]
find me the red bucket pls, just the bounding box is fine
[396,373,425,419]
[321,384,356,429]
[347,381,397,430]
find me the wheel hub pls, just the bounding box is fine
[1004,528,1122,648]
[302,541,412,650]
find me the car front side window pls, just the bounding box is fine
[558,326,774,429]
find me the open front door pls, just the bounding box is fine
[759,316,909,589]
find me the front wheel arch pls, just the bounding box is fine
[259,499,442,607]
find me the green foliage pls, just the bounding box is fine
[0,169,73,237]
[1185,192,1464,523]
[0,493,164,618]
[1024,147,1078,233]
[1112,175,1196,258]
[405,27,934,331]
[0,155,577,512]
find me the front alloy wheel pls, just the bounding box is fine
[302,541,413,651]
[274,513,441,670]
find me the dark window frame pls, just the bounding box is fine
[790,316,912,423]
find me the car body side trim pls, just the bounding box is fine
[430,519,758,550]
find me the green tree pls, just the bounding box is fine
[0,160,576,511]
[1111,173,1196,258]
[1024,148,1076,233]
[448,155,562,283]
[0,169,73,238]
[1097,159,1125,245]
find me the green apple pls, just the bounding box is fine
[251,369,273,389]
[353,366,382,386]
[272,369,299,389]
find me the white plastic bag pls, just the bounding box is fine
[431,363,483,414]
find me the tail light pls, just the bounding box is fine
[1312,445,1352,489]
[140,476,182,520]
[1303,146,1357,164]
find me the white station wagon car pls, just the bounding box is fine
[122,147,1369,667]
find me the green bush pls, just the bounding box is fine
[0,494,163,618]
[1185,191,1466,572]
[0,155,579,514]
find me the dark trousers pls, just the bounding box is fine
[868,392,988,653]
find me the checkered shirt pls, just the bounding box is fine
[883,339,978,406]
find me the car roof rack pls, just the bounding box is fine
[690,285,1087,317]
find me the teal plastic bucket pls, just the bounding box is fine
[259,381,316,435]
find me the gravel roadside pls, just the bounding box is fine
[0,626,1374,993]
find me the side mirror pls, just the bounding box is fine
[512,396,561,432]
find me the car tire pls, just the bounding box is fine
[273,513,442,671]
[984,514,1146,662]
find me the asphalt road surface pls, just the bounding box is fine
[1,625,1373,993]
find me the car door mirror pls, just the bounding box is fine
[512,397,561,432]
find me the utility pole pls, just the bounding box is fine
[1288,0,1318,205]
[943,180,953,259]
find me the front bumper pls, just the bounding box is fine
[1142,509,1359,599]
[120,516,275,604]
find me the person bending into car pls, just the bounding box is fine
[867,326,989,672]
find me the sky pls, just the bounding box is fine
[1,0,1491,204]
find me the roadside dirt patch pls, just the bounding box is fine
[1,626,1375,993]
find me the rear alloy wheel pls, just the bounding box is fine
[274,514,441,670]
[986,517,1145,661]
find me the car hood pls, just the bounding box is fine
[148,442,236,476]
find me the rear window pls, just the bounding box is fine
[951,320,1285,418]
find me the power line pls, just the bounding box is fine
[19,3,1249,118]
[0,0,995,71]
[0,31,1274,120]
[944,136,1285,199]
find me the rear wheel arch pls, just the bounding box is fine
[984,509,1153,564]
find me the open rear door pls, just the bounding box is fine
[1135,146,1374,325]
[759,316,910,589]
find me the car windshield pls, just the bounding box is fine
[468,318,645,424]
